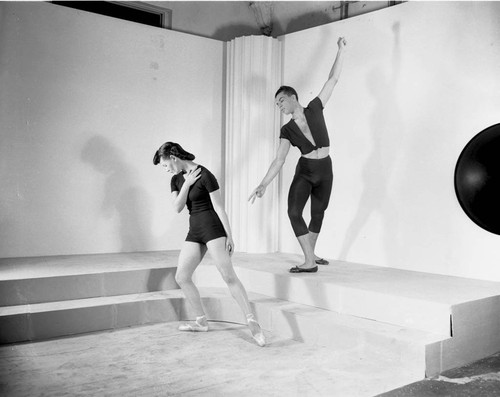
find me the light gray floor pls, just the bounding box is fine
[1,321,414,397]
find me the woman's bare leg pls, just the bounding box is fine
[176,241,207,318]
[206,237,265,346]
[206,237,252,314]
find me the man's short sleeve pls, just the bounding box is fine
[279,125,290,141]
[309,96,324,111]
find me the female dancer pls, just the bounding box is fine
[249,37,347,273]
[154,142,265,346]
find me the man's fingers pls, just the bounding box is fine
[248,190,257,203]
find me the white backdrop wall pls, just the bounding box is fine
[0,2,224,257]
[278,2,500,281]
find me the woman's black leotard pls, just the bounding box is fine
[171,166,226,244]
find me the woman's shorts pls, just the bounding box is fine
[186,209,227,245]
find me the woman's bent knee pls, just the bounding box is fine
[219,268,238,285]
[175,272,192,286]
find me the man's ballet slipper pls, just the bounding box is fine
[289,265,318,273]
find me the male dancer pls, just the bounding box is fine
[249,37,347,273]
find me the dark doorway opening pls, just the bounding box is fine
[51,1,171,29]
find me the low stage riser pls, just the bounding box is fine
[1,251,499,380]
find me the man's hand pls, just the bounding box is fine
[338,37,347,49]
[248,185,266,204]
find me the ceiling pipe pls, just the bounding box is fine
[249,1,274,36]
[340,1,349,20]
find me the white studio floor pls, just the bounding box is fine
[0,321,412,397]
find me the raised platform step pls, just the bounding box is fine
[0,286,443,382]
[195,252,500,336]
[0,288,249,344]
[194,252,500,375]
[1,251,499,377]
[252,293,445,354]
[0,251,179,306]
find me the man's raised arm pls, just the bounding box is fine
[318,37,347,106]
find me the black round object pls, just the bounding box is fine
[454,123,500,235]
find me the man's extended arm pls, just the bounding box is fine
[318,37,347,106]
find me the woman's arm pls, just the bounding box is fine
[210,189,235,254]
[248,138,291,204]
[318,37,347,106]
[171,168,201,213]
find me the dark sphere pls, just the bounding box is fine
[455,123,500,235]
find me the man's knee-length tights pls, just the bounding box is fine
[287,156,333,237]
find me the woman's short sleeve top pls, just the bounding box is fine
[170,165,219,214]
[279,97,330,155]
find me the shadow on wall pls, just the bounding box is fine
[81,136,172,291]
[81,135,154,253]
[338,23,403,266]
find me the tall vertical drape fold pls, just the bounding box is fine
[225,36,282,253]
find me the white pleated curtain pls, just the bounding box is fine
[225,36,282,253]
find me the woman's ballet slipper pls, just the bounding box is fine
[315,258,329,265]
[246,313,266,347]
[178,315,208,332]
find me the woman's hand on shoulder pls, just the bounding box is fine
[184,167,201,187]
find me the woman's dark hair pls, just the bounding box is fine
[153,142,195,165]
[275,85,298,101]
